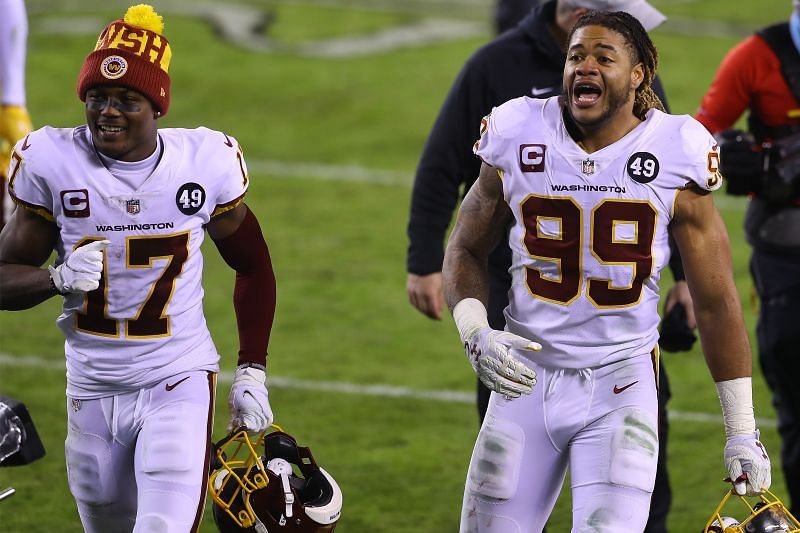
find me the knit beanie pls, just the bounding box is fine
[77,4,172,115]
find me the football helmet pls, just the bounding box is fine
[703,487,800,532]
[209,426,342,532]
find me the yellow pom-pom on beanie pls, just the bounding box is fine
[123,4,164,35]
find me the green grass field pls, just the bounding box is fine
[0,0,794,530]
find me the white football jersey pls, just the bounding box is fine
[474,96,723,369]
[9,125,251,397]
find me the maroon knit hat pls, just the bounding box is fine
[77,5,172,115]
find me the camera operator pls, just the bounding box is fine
[694,1,800,515]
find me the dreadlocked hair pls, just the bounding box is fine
[567,10,665,120]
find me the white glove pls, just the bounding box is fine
[725,430,771,496]
[453,299,540,399]
[465,328,540,398]
[227,365,273,433]
[48,240,109,294]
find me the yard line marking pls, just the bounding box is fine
[0,352,775,428]
[247,159,412,186]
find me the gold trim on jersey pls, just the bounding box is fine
[13,200,55,222]
[124,231,191,339]
[518,193,583,306]
[75,237,120,338]
[7,150,23,190]
[211,194,245,218]
[236,147,249,189]
[587,198,658,310]
[517,194,659,309]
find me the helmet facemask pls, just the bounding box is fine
[703,488,800,533]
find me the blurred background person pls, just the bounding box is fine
[495,0,539,33]
[0,0,32,230]
[694,0,800,516]
[405,1,683,531]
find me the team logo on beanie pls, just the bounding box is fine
[100,55,128,80]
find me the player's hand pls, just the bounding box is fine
[0,105,32,175]
[724,430,771,496]
[464,328,539,398]
[227,365,273,433]
[48,240,110,294]
[407,272,444,320]
[663,280,696,327]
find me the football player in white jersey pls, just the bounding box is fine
[0,5,276,532]
[444,11,772,533]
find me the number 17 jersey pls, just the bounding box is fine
[474,96,722,369]
[9,125,250,398]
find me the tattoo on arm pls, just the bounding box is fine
[443,163,511,311]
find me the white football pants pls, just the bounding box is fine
[65,370,216,533]
[460,352,660,533]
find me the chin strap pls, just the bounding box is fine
[266,457,295,521]
[280,470,294,520]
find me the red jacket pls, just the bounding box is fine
[695,31,800,137]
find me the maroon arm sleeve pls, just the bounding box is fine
[212,206,276,367]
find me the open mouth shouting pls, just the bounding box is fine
[572,81,603,108]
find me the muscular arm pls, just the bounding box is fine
[208,202,276,368]
[671,186,751,380]
[0,206,58,310]
[443,162,512,311]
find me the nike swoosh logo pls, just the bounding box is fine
[21,136,31,151]
[165,376,190,391]
[613,381,639,394]
[222,134,233,147]
[531,86,558,97]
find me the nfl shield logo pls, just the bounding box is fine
[126,199,141,215]
[581,159,595,175]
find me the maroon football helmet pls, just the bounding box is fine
[209,427,342,532]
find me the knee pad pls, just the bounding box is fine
[608,407,658,492]
[65,431,116,506]
[139,409,200,483]
[466,418,524,500]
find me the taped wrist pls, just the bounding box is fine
[234,364,267,383]
[715,377,756,437]
[236,362,266,374]
[453,298,489,343]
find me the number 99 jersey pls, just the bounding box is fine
[8,125,250,398]
[474,96,723,369]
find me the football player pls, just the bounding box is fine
[443,11,772,532]
[0,5,276,532]
[0,0,32,230]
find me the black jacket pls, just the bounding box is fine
[406,0,670,281]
